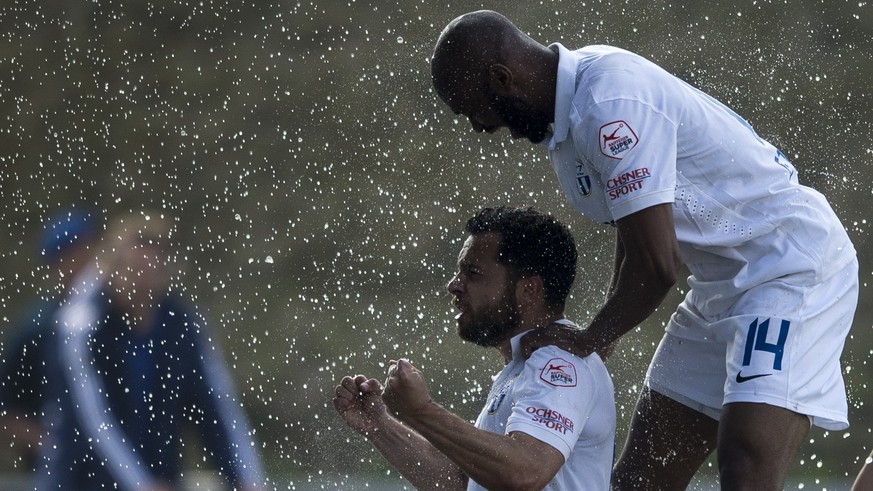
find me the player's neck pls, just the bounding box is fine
[496,310,563,363]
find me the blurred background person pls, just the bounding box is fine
[38,211,266,490]
[0,206,102,468]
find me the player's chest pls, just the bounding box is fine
[549,142,614,224]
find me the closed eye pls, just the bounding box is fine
[460,265,482,278]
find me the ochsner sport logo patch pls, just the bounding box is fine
[607,167,651,201]
[540,358,577,387]
[525,406,575,435]
[599,120,638,159]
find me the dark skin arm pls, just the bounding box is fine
[852,449,873,491]
[384,359,565,491]
[333,374,466,491]
[521,203,682,359]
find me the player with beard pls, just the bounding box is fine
[333,206,615,490]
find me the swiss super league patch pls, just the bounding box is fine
[540,358,577,387]
[599,120,638,159]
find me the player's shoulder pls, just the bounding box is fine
[526,346,609,390]
[576,46,675,100]
[576,45,656,76]
[525,345,607,387]
[527,343,603,366]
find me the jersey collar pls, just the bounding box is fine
[543,42,577,150]
[507,318,575,362]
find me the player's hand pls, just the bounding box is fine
[382,359,432,421]
[520,323,616,361]
[332,374,387,436]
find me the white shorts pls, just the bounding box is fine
[646,257,858,430]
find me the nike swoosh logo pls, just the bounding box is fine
[736,371,773,383]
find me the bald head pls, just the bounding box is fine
[431,10,529,105]
[431,10,559,144]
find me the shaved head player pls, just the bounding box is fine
[431,10,858,491]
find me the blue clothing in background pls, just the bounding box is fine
[0,296,60,426]
[36,290,265,490]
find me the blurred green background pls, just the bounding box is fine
[1,0,871,488]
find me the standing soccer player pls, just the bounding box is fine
[430,10,858,491]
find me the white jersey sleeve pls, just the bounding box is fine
[571,52,680,220]
[575,68,679,221]
[504,347,608,460]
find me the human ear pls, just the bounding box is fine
[487,64,514,94]
[516,275,544,306]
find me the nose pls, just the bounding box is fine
[446,273,463,295]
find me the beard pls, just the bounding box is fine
[456,288,521,348]
[489,90,551,144]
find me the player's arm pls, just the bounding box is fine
[607,226,626,299]
[333,375,466,491]
[521,203,681,359]
[364,413,468,490]
[384,360,564,490]
[852,449,873,491]
[184,312,266,488]
[588,202,681,344]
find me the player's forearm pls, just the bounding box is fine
[401,402,555,490]
[365,414,466,491]
[588,256,675,347]
[606,231,626,300]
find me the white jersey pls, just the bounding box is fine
[467,321,615,491]
[544,43,856,325]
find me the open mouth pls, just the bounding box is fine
[451,299,466,320]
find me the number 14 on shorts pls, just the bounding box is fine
[742,318,790,371]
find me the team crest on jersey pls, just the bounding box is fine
[599,120,638,159]
[487,392,507,414]
[540,358,577,387]
[487,376,516,414]
[575,163,592,196]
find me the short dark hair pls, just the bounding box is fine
[465,206,577,310]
